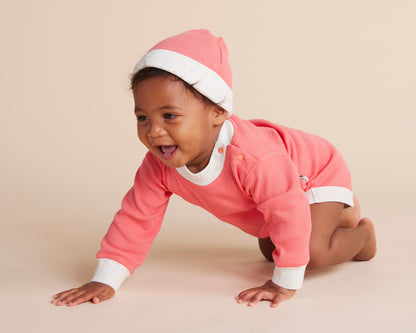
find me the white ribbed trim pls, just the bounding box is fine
[133,49,233,115]
[176,120,234,186]
[272,265,307,290]
[91,258,130,292]
[306,186,354,207]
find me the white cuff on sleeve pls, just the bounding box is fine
[272,265,307,290]
[91,258,130,292]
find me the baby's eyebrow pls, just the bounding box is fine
[134,105,182,113]
[159,104,182,110]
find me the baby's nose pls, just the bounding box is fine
[148,121,166,137]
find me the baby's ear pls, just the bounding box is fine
[211,106,228,125]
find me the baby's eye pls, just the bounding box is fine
[136,115,148,122]
[164,113,176,120]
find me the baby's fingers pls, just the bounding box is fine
[236,289,256,304]
[53,289,99,307]
[66,290,99,307]
[236,289,265,305]
[68,286,114,307]
[51,288,80,306]
[271,295,282,308]
[51,282,115,307]
[247,291,267,307]
[52,289,84,306]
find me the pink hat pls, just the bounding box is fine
[133,29,233,115]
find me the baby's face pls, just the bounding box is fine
[133,76,226,173]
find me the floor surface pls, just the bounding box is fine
[2,196,415,333]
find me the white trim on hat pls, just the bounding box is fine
[133,49,233,115]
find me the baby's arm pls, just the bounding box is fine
[235,280,296,308]
[51,282,115,307]
[236,153,311,307]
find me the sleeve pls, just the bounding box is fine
[245,152,311,289]
[92,153,172,290]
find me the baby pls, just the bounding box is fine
[51,29,376,308]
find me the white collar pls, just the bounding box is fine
[176,120,234,186]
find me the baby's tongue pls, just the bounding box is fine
[160,145,177,153]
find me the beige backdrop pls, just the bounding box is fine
[1,0,415,332]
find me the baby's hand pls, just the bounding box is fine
[51,282,115,307]
[235,280,296,308]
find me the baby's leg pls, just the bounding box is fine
[258,197,376,266]
[308,200,376,269]
[339,196,361,228]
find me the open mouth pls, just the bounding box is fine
[158,145,178,160]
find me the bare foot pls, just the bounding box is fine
[353,218,377,261]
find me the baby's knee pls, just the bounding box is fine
[308,247,329,269]
[339,197,361,228]
[307,256,327,269]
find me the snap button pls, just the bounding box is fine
[218,147,224,154]
[237,154,244,160]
